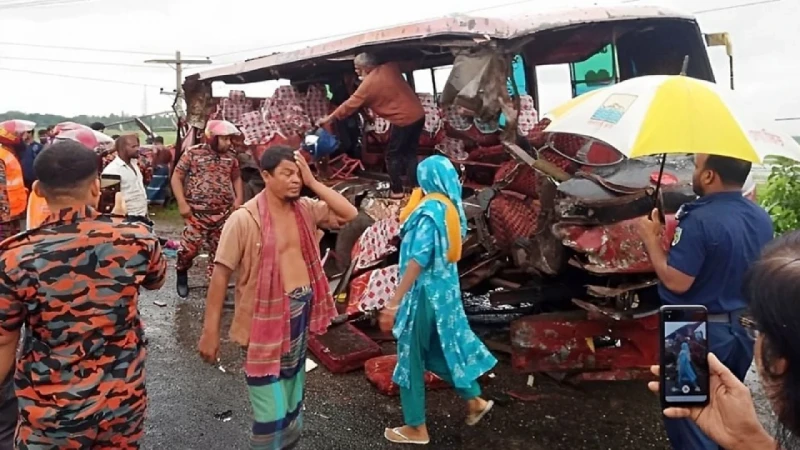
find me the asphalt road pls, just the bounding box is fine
[139,221,771,450]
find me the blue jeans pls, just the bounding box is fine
[663,313,754,450]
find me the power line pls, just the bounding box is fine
[0,55,168,69]
[693,0,780,14]
[0,0,91,10]
[0,41,205,58]
[0,67,161,87]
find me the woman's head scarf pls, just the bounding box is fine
[399,155,466,262]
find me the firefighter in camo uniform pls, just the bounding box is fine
[172,119,244,298]
[0,140,166,449]
[0,120,32,241]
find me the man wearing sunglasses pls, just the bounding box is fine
[637,154,774,450]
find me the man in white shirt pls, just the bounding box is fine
[102,134,148,217]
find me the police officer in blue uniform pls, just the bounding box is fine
[637,154,774,450]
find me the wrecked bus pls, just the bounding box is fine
[183,5,734,380]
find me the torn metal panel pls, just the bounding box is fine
[510,312,659,374]
[510,177,565,276]
[586,280,658,298]
[555,215,679,274]
[571,368,654,382]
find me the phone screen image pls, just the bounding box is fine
[99,174,121,215]
[661,306,710,406]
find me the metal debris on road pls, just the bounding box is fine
[305,359,319,373]
[153,300,167,307]
[214,410,233,422]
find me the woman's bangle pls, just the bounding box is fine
[385,304,399,311]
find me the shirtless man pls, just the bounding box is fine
[197,145,357,450]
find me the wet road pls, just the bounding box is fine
[140,222,768,450]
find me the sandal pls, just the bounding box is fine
[384,427,430,445]
[465,400,494,426]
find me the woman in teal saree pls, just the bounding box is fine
[380,155,497,445]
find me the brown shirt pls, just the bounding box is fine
[214,193,344,347]
[331,62,425,127]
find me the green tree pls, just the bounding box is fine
[759,156,800,235]
[0,111,175,132]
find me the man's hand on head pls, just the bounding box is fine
[294,151,319,189]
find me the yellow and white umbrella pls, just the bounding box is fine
[543,75,800,163]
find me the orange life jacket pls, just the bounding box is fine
[26,190,50,229]
[0,145,27,218]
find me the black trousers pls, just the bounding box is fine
[0,372,16,450]
[386,118,424,194]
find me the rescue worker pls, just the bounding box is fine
[0,140,165,449]
[318,52,425,199]
[27,126,110,229]
[172,120,244,298]
[637,154,774,450]
[0,121,30,240]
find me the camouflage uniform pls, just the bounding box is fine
[0,206,166,449]
[175,144,240,278]
[0,159,19,241]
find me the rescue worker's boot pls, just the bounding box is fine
[176,270,189,298]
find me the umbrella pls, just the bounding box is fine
[0,119,36,134]
[542,74,800,163]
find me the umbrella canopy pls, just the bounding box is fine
[0,119,36,134]
[543,75,800,163]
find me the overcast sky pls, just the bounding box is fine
[1,0,797,134]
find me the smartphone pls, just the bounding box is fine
[660,305,710,407]
[98,174,121,214]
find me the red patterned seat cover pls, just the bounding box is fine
[494,161,538,198]
[364,110,391,146]
[417,93,444,148]
[351,217,401,271]
[517,95,539,139]
[268,86,312,138]
[442,105,500,147]
[346,265,399,313]
[488,193,540,248]
[303,84,332,124]
[436,137,469,161]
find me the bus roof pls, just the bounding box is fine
[191,5,694,84]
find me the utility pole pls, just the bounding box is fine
[144,51,212,117]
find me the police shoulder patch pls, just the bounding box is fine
[672,227,683,247]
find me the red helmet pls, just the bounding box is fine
[54,128,113,150]
[204,120,240,141]
[0,119,36,147]
[53,121,89,135]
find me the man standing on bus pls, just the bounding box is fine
[318,52,425,199]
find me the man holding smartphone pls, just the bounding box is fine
[637,154,774,450]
